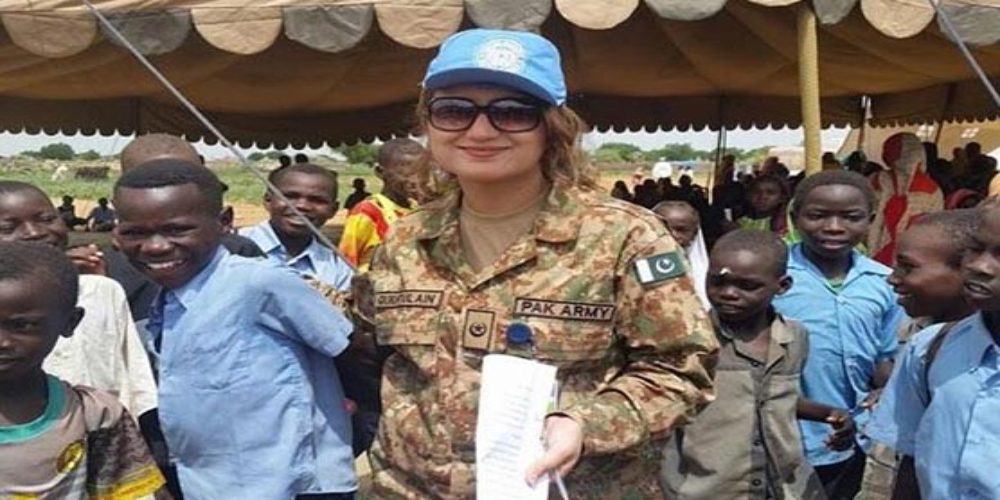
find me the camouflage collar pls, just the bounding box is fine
[414,185,587,244]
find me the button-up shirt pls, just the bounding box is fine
[868,313,1000,500]
[240,221,352,290]
[146,248,355,500]
[773,244,903,466]
[662,313,818,500]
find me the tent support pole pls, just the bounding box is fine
[708,126,726,204]
[856,97,868,151]
[934,83,956,146]
[798,3,822,174]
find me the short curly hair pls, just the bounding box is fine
[115,159,225,216]
[910,209,981,268]
[0,241,79,314]
[711,229,789,277]
[790,170,876,216]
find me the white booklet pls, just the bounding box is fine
[476,354,559,500]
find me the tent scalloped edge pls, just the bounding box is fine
[1,0,997,59]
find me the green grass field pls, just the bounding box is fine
[1,156,709,213]
[1,158,385,206]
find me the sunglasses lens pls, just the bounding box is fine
[427,97,545,132]
[485,100,543,132]
[428,99,478,131]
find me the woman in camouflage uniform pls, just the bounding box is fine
[367,28,719,500]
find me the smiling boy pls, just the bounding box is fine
[858,209,980,500]
[867,205,1000,500]
[240,163,352,290]
[113,159,357,500]
[887,209,980,335]
[773,170,905,500]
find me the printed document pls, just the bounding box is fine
[476,354,558,500]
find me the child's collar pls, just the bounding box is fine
[166,246,227,308]
[0,374,65,444]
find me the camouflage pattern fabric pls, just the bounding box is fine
[367,187,719,500]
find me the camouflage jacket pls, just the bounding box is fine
[368,187,719,500]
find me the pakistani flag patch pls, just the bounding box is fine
[634,251,686,286]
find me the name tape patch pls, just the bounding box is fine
[375,290,444,309]
[513,298,616,322]
[634,251,686,286]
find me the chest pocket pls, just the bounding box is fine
[507,297,616,367]
[174,315,252,391]
[373,276,444,374]
[505,317,615,369]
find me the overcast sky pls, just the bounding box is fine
[0,127,851,159]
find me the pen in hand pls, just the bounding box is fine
[550,471,570,500]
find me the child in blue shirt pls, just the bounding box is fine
[868,204,1000,500]
[239,162,352,290]
[859,209,980,499]
[112,159,357,500]
[773,170,905,500]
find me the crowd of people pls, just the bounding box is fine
[1,27,999,500]
[611,138,998,257]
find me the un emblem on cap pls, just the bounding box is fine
[474,38,527,74]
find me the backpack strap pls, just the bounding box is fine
[921,321,959,403]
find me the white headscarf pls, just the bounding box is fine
[686,230,711,311]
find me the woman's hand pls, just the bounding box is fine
[525,414,583,487]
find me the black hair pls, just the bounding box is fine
[115,159,224,216]
[0,241,79,314]
[0,180,47,199]
[791,170,876,215]
[910,209,981,268]
[378,138,423,169]
[712,229,789,276]
[748,174,790,198]
[773,163,790,178]
[267,163,338,197]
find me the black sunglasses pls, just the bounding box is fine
[426,97,546,133]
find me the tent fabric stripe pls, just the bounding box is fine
[0,0,998,144]
[1,0,999,59]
